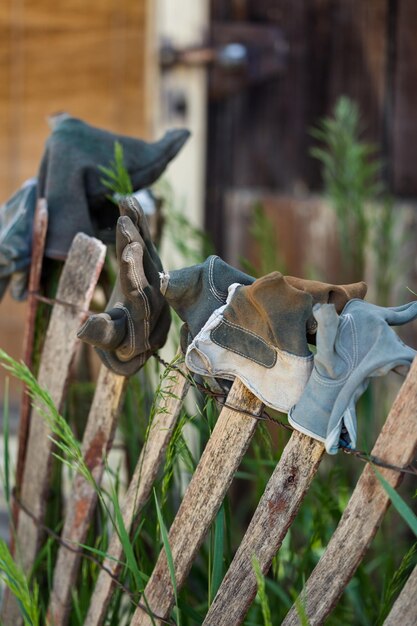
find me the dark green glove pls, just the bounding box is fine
[0,179,37,301]
[77,196,170,376]
[38,115,190,259]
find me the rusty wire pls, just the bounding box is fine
[153,353,417,478]
[18,292,417,478]
[28,291,97,316]
[12,492,175,625]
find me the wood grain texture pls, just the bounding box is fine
[47,366,127,626]
[383,565,417,626]
[206,0,389,255]
[131,379,263,625]
[203,432,324,625]
[14,199,48,526]
[282,357,417,626]
[84,361,190,626]
[0,0,148,198]
[326,0,387,145]
[393,0,417,194]
[1,234,106,626]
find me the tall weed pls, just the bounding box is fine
[311,95,401,305]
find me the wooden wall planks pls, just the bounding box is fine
[0,0,148,198]
[207,0,417,254]
[393,0,417,195]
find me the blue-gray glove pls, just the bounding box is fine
[0,179,37,301]
[288,299,417,454]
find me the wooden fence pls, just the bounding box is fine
[1,230,416,625]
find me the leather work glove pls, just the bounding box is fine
[288,299,417,454]
[160,256,367,351]
[285,275,367,341]
[160,255,254,347]
[77,196,171,376]
[185,272,315,413]
[38,114,189,259]
[0,178,37,301]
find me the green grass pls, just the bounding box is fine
[252,556,273,626]
[311,95,401,306]
[0,539,40,626]
[1,344,415,625]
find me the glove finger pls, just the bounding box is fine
[383,300,417,326]
[95,346,151,377]
[119,237,151,302]
[118,195,140,226]
[314,303,340,354]
[118,195,162,269]
[326,378,369,455]
[77,308,127,350]
[324,415,344,455]
[118,217,161,296]
[117,214,161,281]
[337,280,367,301]
[116,215,141,263]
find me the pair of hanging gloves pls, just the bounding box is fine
[0,115,189,301]
[78,194,417,454]
[175,266,417,454]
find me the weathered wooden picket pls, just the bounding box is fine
[1,230,416,626]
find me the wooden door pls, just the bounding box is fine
[205,0,417,277]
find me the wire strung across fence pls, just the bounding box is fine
[153,353,417,478]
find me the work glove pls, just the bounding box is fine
[38,114,189,259]
[160,255,254,347]
[288,299,417,454]
[285,276,367,341]
[77,196,171,376]
[161,255,367,350]
[0,178,37,301]
[186,272,315,413]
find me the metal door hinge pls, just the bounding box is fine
[160,22,288,98]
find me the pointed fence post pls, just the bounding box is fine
[202,432,324,625]
[130,378,263,626]
[47,366,127,626]
[282,359,417,626]
[1,234,106,626]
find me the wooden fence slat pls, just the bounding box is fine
[131,378,263,626]
[47,366,127,626]
[14,199,49,525]
[84,361,190,626]
[203,432,324,625]
[282,359,417,626]
[1,233,106,626]
[383,565,417,626]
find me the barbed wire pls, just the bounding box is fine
[11,492,176,626]
[28,288,417,477]
[153,353,417,478]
